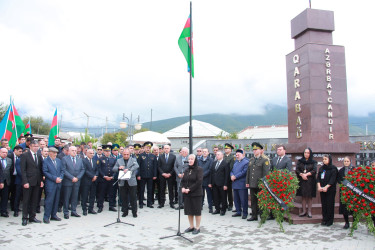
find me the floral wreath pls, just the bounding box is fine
[340,165,375,236]
[257,169,299,232]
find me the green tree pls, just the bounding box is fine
[73,129,98,145]
[133,127,149,134]
[101,131,128,147]
[215,131,238,139]
[0,102,8,121]
[22,116,50,135]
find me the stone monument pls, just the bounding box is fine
[285,8,360,223]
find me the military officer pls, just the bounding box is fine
[97,145,117,212]
[245,142,270,221]
[133,143,142,202]
[111,144,120,205]
[223,143,235,211]
[133,144,141,159]
[136,141,157,208]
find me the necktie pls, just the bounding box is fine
[33,153,37,164]
[72,157,76,167]
[276,157,281,165]
[2,159,6,169]
[13,157,18,175]
[53,160,57,169]
[215,161,220,170]
[165,154,168,162]
[90,159,93,168]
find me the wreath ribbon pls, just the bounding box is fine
[342,179,375,204]
[262,177,289,210]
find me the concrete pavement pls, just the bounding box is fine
[0,203,374,250]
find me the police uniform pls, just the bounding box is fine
[97,145,117,212]
[137,142,157,208]
[246,142,270,221]
[223,143,235,211]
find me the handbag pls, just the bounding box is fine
[119,169,132,180]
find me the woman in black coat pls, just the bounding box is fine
[295,148,317,218]
[181,154,203,235]
[317,154,338,226]
[337,156,354,229]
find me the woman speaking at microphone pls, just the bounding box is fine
[181,154,203,235]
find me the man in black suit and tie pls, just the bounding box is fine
[0,148,12,217]
[270,145,292,172]
[81,149,99,215]
[42,147,64,223]
[157,144,176,208]
[61,146,85,219]
[20,140,44,226]
[209,151,230,216]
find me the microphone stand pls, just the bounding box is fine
[160,174,192,243]
[104,170,134,227]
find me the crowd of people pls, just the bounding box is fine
[0,135,374,234]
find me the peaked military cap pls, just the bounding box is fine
[251,142,263,150]
[112,144,120,151]
[102,145,112,151]
[224,143,234,150]
[143,141,153,147]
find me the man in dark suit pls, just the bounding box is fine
[97,145,117,212]
[81,149,98,215]
[209,151,230,216]
[42,147,64,223]
[20,140,44,226]
[270,145,292,172]
[174,147,189,209]
[61,146,85,219]
[10,146,23,217]
[157,144,176,208]
[137,141,157,208]
[223,143,235,211]
[0,148,12,217]
[199,148,213,213]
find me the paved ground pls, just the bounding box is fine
[0,203,374,250]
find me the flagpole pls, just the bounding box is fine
[11,98,18,140]
[188,1,193,154]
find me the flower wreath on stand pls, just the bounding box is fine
[340,165,375,236]
[257,169,299,232]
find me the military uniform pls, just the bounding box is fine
[224,153,235,210]
[97,154,117,211]
[137,146,157,208]
[246,143,270,220]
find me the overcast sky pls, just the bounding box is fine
[1,0,374,129]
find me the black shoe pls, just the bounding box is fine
[343,222,349,229]
[228,206,233,212]
[209,209,213,213]
[326,222,333,227]
[22,219,28,226]
[212,210,220,215]
[307,214,312,218]
[14,212,19,217]
[184,227,195,233]
[192,228,200,235]
[71,212,81,217]
[299,213,307,217]
[247,217,258,221]
[1,213,9,217]
[43,219,50,224]
[29,218,41,223]
[321,221,327,226]
[36,208,41,214]
[157,205,164,208]
[170,204,175,209]
[232,213,241,217]
[64,214,69,219]
[267,216,274,220]
[122,212,128,217]
[220,211,226,216]
[109,207,117,212]
[242,215,247,219]
[147,205,154,208]
[88,210,97,214]
[232,209,237,213]
[139,205,143,209]
[98,208,103,213]
[51,216,61,221]
[133,213,137,218]
[83,211,87,216]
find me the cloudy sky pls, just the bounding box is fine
[1,0,374,130]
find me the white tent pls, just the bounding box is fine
[128,131,171,144]
[163,120,229,138]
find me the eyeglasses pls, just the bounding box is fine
[197,150,201,152]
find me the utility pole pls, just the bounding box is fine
[150,108,153,131]
[83,112,89,135]
[105,117,108,133]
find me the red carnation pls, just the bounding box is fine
[364,189,369,194]
[360,183,365,187]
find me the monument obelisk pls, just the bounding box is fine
[285,8,360,223]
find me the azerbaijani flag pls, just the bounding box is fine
[1,105,17,148]
[178,15,194,78]
[12,102,25,138]
[24,119,32,135]
[48,108,59,146]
